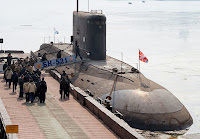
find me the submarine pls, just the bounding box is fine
[33,9,193,131]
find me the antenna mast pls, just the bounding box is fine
[77,0,79,12]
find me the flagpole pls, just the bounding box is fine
[139,49,141,81]
[121,52,123,73]
[139,49,140,72]
[54,28,55,43]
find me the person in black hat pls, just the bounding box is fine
[3,62,8,80]
[6,53,12,66]
[11,70,18,92]
[60,76,70,99]
[75,42,82,60]
[39,78,47,103]
[61,70,67,80]
[18,75,24,97]
[5,67,13,88]
[41,53,47,62]
[3,62,8,72]
[57,50,62,59]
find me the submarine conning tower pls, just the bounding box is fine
[73,11,106,60]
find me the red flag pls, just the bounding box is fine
[139,50,148,63]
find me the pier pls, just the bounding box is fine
[0,72,119,139]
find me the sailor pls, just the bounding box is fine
[3,62,8,80]
[41,53,47,62]
[29,57,35,66]
[3,62,8,72]
[24,71,31,82]
[20,66,26,76]
[10,61,16,71]
[27,64,33,74]
[39,78,47,103]
[60,76,70,99]
[29,78,36,103]
[23,80,30,102]
[18,75,24,98]
[57,50,62,59]
[11,70,19,93]
[6,53,12,66]
[34,69,41,77]
[16,63,22,75]
[75,42,82,60]
[104,96,112,111]
[24,56,29,65]
[65,76,71,98]
[5,67,13,88]
[61,70,67,80]
[34,75,40,99]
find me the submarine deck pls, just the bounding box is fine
[50,43,164,92]
[0,72,118,139]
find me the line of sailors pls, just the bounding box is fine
[60,71,71,99]
[33,50,71,100]
[3,54,47,103]
[41,50,71,100]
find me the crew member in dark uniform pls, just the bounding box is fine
[39,78,47,103]
[41,53,47,61]
[3,62,8,71]
[3,62,8,80]
[57,50,62,58]
[75,42,82,60]
[6,53,12,66]
[11,70,18,93]
[65,76,71,98]
[34,69,41,77]
[61,70,67,80]
[18,75,24,97]
[60,76,70,99]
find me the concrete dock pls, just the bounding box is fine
[0,72,118,139]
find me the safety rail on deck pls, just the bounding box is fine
[96,98,123,118]
[113,110,123,119]
[96,97,103,104]
[0,113,8,139]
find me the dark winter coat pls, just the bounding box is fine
[24,73,30,82]
[34,69,41,77]
[41,54,47,62]
[3,63,8,71]
[6,56,12,66]
[39,81,47,100]
[39,81,47,93]
[20,67,26,76]
[18,77,24,88]
[57,51,61,58]
[76,46,80,53]
[60,79,70,90]
[30,73,36,82]
[61,72,67,80]
[11,72,19,83]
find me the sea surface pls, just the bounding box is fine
[0,0,200,138]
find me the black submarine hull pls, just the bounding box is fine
[33,10,193,131]
[35,43,193,131]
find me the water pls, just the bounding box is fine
[0,0,200,138]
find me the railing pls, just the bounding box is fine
[113,110,123,119]
[0,113,8,139]
[96,97,103,104]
